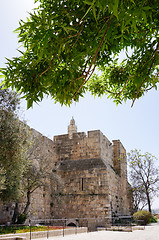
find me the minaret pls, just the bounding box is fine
[68,117,77,139]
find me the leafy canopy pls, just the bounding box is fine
[0,0,159,108]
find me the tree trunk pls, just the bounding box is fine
[12,202,19,224]
[146,190,151,213]
[23,190,31,215]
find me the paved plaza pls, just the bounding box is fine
[44,223,159,240]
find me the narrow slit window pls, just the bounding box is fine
[81,178,84,191]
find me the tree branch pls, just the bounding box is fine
[143,43,159,67]
[131,55,157,107]
[86,18,111,75]
[118,75,130,96]
[72,24,84,48]
[38,57,54,79]
[72,18,111,99]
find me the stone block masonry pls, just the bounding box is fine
[51,118,132,228]
[0,118,133,229]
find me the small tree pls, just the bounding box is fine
[0,86,27,202]
[13,134,63,222]
[128,150,159,213]
[131,185,147,212]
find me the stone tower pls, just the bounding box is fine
[51,120,133,230]
[68,117,77,139]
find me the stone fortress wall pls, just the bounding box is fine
[51,119,132,221]
[0,119,132,226]
[0,126,56,224]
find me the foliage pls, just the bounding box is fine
[0,225,64,235]
[133,210,152,225]
[17,133,62,219]
[128,150,159,213]
[0,86,28,201]
[0,0,159,108]
[0,226,17,235]
[15,225,64,233]
[150,216,158,223]
[0,85,20,112]
[16,214,27,224]
[0,115,61,222]
[20,137,51,216]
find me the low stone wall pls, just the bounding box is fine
[97,226,132,232]
[97,225,145,232]
[0,227,87,240]
[0,237,26,240]
[132,226,145,231]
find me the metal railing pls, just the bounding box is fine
[0,216,145,240]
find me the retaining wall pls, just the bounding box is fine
[0,227,87,240]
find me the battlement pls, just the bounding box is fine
[53,120,113,167]
[54,130,109,142]
[54,130,103,142]
[54,132,87,142]
[87,130,101,139]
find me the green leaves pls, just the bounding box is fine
[1,0,159,107]
[0,88,28,201]
[111,0,119,18]
[27,99,34,110]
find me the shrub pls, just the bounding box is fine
[150,216,158,223]
[17,214,27,224]
[133,210,152,225]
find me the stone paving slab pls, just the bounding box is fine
[38,223,159,240]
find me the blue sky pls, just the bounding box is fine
[1,0,159,209]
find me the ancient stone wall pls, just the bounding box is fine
[51,120,132,225]
[97,131,113,166]
[53,131,101,161]
[0,126,56,224]
[0,119,132,226]
[0,201,14,224]
[50,166,111,219]
[20,127,56,221]
[112,140,131,215]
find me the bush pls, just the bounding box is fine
[17,214,27,224]
[150,216,158,223]
[133,210,152,225]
